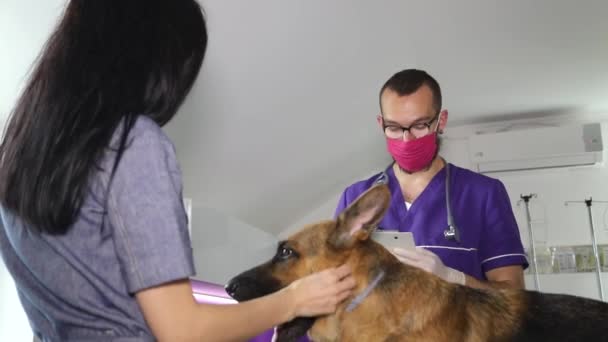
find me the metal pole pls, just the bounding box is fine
[584,198,605,301]
[565,198,608,302]
[520,194,540,291]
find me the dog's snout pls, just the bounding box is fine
[225,277,263,301]
[225,270,281,302]
[225,280,240,298]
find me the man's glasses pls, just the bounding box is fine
[381,113,440,140]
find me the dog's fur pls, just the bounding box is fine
[226,185,608,341]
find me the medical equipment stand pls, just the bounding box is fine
[565,198,607,301]
[519,194,540,291]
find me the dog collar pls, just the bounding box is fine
[345,269,385,312]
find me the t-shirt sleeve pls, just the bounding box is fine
[106,125,195,294]
[478,180,529,274]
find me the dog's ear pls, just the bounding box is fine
[329,185,391,249]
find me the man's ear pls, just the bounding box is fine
[376,115,384,130]
[329,184,391,249]
[438,109,448,134]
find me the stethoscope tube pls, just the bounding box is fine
[443,161,460,242]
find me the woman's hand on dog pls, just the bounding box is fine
[283,264,356,320]
[393,247,466,285]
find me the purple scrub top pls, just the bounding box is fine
[335,163,529,280]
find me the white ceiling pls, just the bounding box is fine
[2,0,608,235]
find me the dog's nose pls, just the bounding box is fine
[225,281,240,298]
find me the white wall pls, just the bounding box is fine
[0,0,66,122]
[190,205,278,284]
[278,192,342,240]
[277,164,392,239]
[0,259,32,342]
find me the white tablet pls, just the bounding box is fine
[371,231,416,251]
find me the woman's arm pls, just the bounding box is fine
[136,265,355,341]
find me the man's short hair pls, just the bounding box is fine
[379,69,442,114]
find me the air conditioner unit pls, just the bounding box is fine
[468,123,603,173]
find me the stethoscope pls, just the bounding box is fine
[374,160,461,242]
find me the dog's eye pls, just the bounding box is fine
[278,247,294,260]
[274,242,298,263]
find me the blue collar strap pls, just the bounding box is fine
[345,269,385,312]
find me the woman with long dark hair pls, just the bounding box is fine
[0,1,354,340]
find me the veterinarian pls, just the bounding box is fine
[335,69,528,290]
[0,1,355,341]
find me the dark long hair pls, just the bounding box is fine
[0,0,207,234]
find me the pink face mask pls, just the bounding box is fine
[386,132,438,173]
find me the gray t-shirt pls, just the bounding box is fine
[0,116,195,341]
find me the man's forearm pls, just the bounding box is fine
[464,274,525,290]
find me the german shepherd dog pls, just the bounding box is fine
[226,185,608,341]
